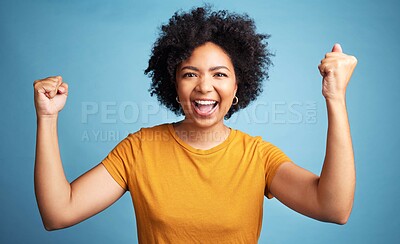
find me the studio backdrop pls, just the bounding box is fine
[0,0,399,243]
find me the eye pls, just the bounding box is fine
[183,72,197,78]
[214,72,228,78]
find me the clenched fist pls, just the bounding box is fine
[319,44,357,101]
[33,76,68,118]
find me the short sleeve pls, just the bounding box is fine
[101,131,141,191]
[259,142,292,199]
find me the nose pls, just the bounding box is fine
[195,75,214,94]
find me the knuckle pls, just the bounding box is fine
[33,81,43,90]
[333,59,340,66]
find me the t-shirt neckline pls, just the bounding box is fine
[166,123,237,155]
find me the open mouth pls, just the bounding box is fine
[192,100,219,116]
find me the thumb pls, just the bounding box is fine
[331,43,343,53]
[57,82,68,95]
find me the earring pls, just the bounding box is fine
[232,96,239,106]
[176,96,181,104]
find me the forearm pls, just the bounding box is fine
[317,98,355,223]
[34,115,71,229]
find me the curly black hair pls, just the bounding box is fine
[144,5,272,119]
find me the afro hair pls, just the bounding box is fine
[144,5,273,119]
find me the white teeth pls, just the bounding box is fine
[195,100,217,105]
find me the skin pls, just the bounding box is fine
[34,77,125,230]
[33,42,356,230]
[173,42,237,149]
[270,44,357,224]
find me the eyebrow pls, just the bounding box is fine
[180,65,231,72]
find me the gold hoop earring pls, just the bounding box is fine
[176,96,181,104]
[232,96,239,106]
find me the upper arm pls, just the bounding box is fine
[269,162,325,221]
[59,163,126,229]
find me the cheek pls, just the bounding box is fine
[177,87,192,101]
[175,81,187,97]
[220,82,237,98]
[175,85,193,112]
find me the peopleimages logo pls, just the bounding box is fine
[81,101,175,124]
[80,100,318,142]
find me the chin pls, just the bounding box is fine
[184,113,223,129]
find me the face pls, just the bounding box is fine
[175,42,237,129]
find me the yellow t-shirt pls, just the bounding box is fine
[102,123,291,243]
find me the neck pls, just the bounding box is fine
[173,119,230,150]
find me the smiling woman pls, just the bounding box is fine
[33,5,357,244]
[174,42,238,148]
[145,6,271,120]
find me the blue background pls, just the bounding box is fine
[1,0,399,243]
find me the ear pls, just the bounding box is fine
[234,83,238,96]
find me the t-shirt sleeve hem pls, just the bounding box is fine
[266,159,292,199]
[101,161,129,191]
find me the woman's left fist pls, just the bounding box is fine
[318,44,357,101]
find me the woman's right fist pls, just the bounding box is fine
[33,76,68,118]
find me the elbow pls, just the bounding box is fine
[44,224,58,232]
[335,202,354,225]
[333,214,350,225]
[41,216,70,231]
[318,201,353,225]
[318,195,354,225]
[43,220,65,231]
[38,206,78,231]
[326,207,353,225]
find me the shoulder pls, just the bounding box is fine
[232,129,285,155]
[140,123,170,132]
[113,123,172,153]
[232,128,266,146]
[127,123,170,137]
[127,123,172,143]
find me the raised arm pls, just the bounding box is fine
[34,76,125,231]
[269,44,357,224]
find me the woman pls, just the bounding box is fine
[34,6,357,243]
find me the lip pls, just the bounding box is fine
[191,100,219,117]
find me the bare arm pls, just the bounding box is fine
[34,76,125,231]
[270,44,357,224]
